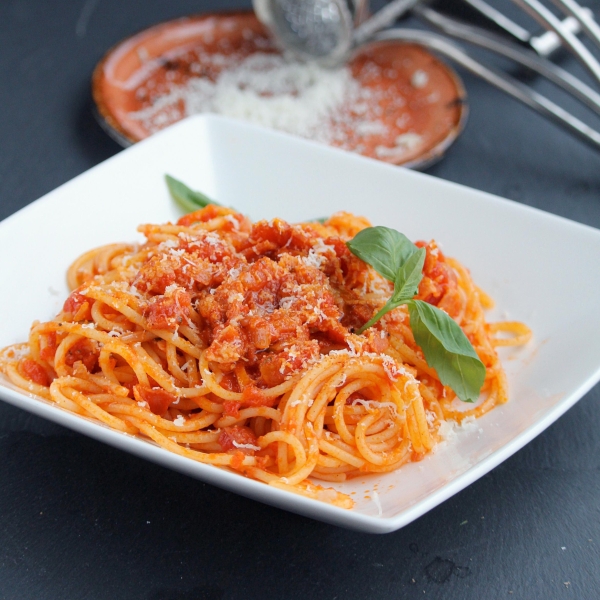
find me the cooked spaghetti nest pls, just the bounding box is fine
[0,205,530,508]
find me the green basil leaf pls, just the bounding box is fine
[346,227,418,283]
[407,300,486,402]
[392,247,426,303]
[165,174,218,213]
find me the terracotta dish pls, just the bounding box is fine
[92,11,467,168]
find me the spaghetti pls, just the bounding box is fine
[0,205,530,508]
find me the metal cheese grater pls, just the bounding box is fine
[253,0,600,150]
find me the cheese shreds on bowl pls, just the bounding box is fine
[129,52,391,149]
[94,13,467,166]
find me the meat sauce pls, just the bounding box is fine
[24,208,459,448]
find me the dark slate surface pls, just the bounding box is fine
[1,0,599,598]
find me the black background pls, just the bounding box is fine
[1,0,600,598]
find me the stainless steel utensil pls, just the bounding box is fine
[253,0,600,150]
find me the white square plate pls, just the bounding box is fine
[1,115,599,533]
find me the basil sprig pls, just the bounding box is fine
[164,180,485,402]
[165,175,219,212]
[347,227,486,402]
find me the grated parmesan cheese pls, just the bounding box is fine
[381,355,406,381]
[437,416,478,443]
[232,440,261,451]
[158,239,179,250]
[228,292,245,303]
[302,249,326,269]
[129,52,394,150]
[425,410,436,426]
[224,214,240,230]
[372,490,383,517]
[311,238,335,256]
[6,346,30,360]
[351,398,398,418]
[279,296,296,310]
[375,132,423,160]
[411,69,429,88]
[164,283,182,295]
[203,232,222,246]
